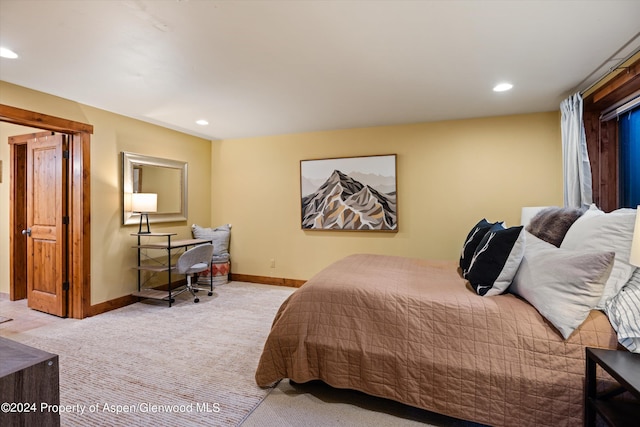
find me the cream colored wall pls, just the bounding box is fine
[0,81,211,304]
[211,111,562,281]
[0,79,562,304]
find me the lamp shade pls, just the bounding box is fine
[630,206,640,267]
[131,193,157,213]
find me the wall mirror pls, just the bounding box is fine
[122,151,188,225]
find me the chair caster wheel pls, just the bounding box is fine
[208,292,213,296]
[194,298,200,303]
[194,289,199,293]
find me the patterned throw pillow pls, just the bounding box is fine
[466,225,526,296]
[459,219,502,277]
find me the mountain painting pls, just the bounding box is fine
[300,154,397,231]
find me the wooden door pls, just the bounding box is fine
[25,132,68,317]
[5,104,92,319]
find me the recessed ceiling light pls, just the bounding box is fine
[0,47,18,59]
[196,119,209,126]
[493,83,513,92]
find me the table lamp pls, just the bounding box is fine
[630,206,640,267]
[131,193,157,234]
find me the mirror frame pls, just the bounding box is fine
[122,151,188,225]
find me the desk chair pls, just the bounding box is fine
[176,243,214,303]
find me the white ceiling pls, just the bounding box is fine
[1,0,639,140]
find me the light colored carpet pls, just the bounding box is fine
[6,282,482,427]
[0,316,12,324]
[9,282,295,427]
[243,380,483,427]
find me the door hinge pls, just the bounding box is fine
[63,216,70,225]
[63,150,70,159]
[63,282,70,291]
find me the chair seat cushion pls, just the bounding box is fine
[186,262,209,274]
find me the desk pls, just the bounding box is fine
[585,347,640,427]
[131,233,212,306]
[0,337,60,427]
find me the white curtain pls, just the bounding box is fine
[561,93,593,208]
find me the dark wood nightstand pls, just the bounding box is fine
[0,337,60,427]
[585,347,640,427]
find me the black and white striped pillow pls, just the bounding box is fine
[606,269,640,353]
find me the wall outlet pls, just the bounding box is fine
[270,258,275,268]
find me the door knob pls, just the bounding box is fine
[21,228,31,237]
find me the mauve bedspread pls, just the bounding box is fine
[255,254,618,426]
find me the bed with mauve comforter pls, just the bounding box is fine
[255,254,618,427]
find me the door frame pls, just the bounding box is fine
[2,104,92,319]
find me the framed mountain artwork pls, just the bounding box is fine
[300,154,397,231]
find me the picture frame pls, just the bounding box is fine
[300,154,397,231]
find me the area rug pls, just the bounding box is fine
[11,282,295,427]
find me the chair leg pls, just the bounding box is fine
[186,276,199,303]
[192,273,212,296]
[193,273,200,293]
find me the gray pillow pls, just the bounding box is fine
[192,224,231,256]
[510,232,615,339]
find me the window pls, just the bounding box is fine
[583,55,640,211]
[619,105,640,207]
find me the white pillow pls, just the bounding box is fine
[510,233,615,339]
[560,209,637,309]
[579,204,605,220]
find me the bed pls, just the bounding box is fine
[255,207,638,426]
